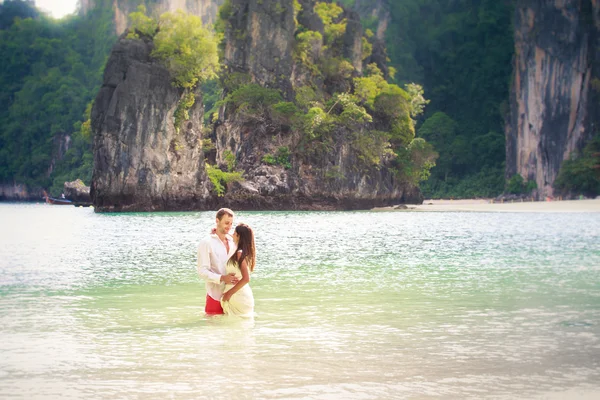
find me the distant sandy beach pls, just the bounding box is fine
[373,198,600,213]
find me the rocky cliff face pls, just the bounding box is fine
[0,184,43,201]
[91,35,212,211]
[506,0,599,198]
[213,0,421,210]
[223,0,296,99]
[214,119,418,210]
[91,0,421,211]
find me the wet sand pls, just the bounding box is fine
[373,198,600,213]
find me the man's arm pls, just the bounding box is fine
[197,240,221,284]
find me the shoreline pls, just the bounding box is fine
[372,198,600,213]
[3,198,600,213]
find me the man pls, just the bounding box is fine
[197,208,239,315]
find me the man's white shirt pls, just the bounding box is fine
[197,234,236,301]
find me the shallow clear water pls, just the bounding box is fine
[1,203,599,399]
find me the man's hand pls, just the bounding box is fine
[221,273,239,285]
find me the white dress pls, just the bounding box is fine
[221,259,254,317]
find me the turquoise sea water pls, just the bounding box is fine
[0,203,599,399]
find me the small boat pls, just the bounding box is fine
[43,191,73,205]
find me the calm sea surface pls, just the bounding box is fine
[1,203,599,399]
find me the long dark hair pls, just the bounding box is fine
[230,223,256,272]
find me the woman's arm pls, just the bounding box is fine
[222,257,250,302]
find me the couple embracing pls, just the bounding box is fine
[197,208,256,317]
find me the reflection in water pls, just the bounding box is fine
[0,204,599,398]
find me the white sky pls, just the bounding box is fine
[35,0,78,19]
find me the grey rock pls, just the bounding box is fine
[91,35,213,212]
[64,179,91,203]
[342,9,363,74]
[224,0,295,100]
[230,180,260,194]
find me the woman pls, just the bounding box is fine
[221,223,255,317]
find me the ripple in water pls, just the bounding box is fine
[0,204,599,398]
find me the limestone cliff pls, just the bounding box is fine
[213,0,421,210]
[0,184,43,202]
[505,0,600,198]
[91,35,212,211]
[91,0,422,211]
[222,0,295,99]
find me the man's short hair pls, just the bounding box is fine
[216,208,234,220]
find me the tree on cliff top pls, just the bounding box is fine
[153,11,219,88]
[128,6,219,89]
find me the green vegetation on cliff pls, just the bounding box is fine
[210,0,436,195]
[147,9,219,89]
[206,163,244,197]
[0,0,115,196]
[554,134,600,198]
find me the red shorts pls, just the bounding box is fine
[205,294,224,315]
